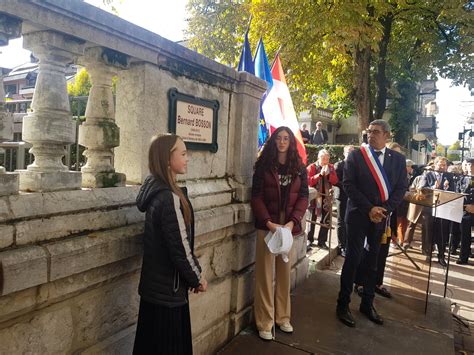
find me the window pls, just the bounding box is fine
[4,84,17,95]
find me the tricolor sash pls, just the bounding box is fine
[360,144,391,202]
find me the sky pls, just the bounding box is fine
[1,0,472,146]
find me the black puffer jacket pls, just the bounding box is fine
[136,175,201,307]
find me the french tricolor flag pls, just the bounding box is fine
[262,54,307,164]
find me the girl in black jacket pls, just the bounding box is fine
[133,134,207,355]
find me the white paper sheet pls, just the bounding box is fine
[433,197,464,223]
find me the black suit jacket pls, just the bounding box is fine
[334,159,346,201]
[422,171,455,192]
[343,148,407,229]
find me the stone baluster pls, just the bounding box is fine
[19,31,84,192]
[78,47,128,188]
[0,14,21,196]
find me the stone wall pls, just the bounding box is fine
[0,1,310,354]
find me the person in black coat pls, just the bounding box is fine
[134,134,208,355]
[336,120,407,328]
[334,145,355,256]
[456,158,474,265]
[420,156,455,266]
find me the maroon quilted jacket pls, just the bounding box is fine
[251,166,309,235]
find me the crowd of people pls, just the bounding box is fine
[132,120,472,353]
[304,120,473,329]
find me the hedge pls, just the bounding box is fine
[305,144,347,165]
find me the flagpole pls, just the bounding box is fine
[271,45,283,68]
[246,14,253,32]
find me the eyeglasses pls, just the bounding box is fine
[275,136,290,142]
[366,129,384,135]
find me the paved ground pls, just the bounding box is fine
[218,223,474,355]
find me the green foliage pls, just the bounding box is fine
[186,0,473,132]
[186,1,252,66]
[102,0,123,14]
[388,78,417,147]
[67,68,91,97]
[305,144,346,166]
[435,144,446,157]
[447,140,461,161]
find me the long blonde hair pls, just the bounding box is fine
[148,134,192,226]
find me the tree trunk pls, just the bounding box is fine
[354,45,372,142]
[374,14,393,120]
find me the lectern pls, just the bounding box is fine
[403,188,465,313]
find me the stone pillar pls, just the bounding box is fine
[19,31,84,192]
[0,14,21,195]
[228,72,266,202]
[78,47,128,188]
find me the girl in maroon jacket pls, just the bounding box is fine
[251,126,309,340]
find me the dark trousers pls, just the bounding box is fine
[460,213,473,261]
[355,239,390,287]
[433,217,449,258]
[336,198,347,250]
[337,223,383,309]
[450,222,461,251]
[308,205,330,245]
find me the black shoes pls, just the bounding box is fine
[374,286,392,299]
[438,255,447,267]
[354,285,363,298]
[337,307,356,328]
[318,243,329,250]
[359,304,384,325]
[456,259,468,265]
[337,247,346,257]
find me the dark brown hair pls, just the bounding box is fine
[148,134,192,226]
[254,126,304,176]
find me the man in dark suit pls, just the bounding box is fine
[334,145,355,257]
[421,156,455,266]
[457,158,474,265]
[312,121,328,145]
[336,120,407,328]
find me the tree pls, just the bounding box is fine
[447,141,461,162]
[435,144,446,157]
[186,1,473,140]
[388,78,417,147]
[67,68,91,116]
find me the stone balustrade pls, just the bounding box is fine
[0,1,310,354]
[0,13,19,195]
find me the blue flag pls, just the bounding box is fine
[253,38,272,149]
[237,30,254,74]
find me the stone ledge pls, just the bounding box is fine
[0,185,140,223]
[46,224,143,281]
[184,178,232,198]
[0,245,48,296]
[192,192,232,212]
[16,206,143,245]
[0,224,13,249]
[0,256,141,324]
